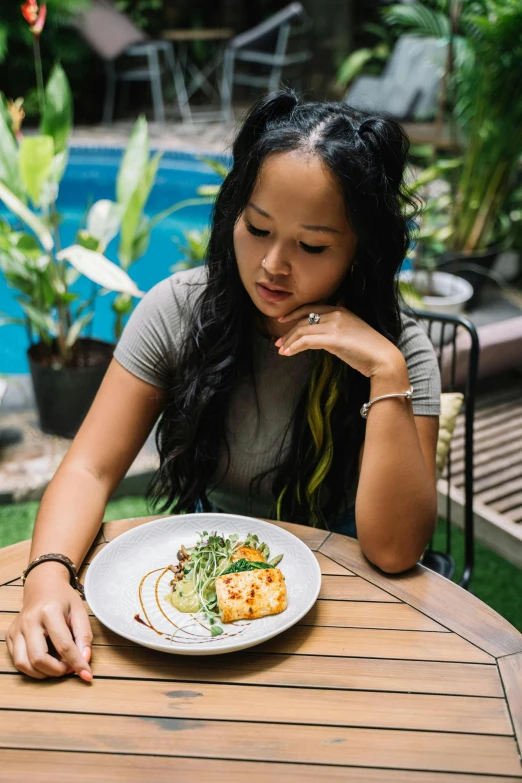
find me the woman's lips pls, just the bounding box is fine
[256,283,292,303]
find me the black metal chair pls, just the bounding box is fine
[403,308,480,589]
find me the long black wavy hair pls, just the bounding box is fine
[147,90,418,527]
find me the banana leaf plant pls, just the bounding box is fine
[0,64,181,364]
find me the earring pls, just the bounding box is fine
[262,258,266,266]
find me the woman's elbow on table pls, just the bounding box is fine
[358,509,437,574]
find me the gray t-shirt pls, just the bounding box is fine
[114,266,441,517]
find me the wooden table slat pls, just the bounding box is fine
[0,613,493,663]
[2,711,521,776]
[2,750,520,783]
[314,551,355,575]
[0,587,447,632]
[320,533,522,658]
[499,653,522,763]
[0,674,513,735]
[0,540,30,588]
[0,642,504,697]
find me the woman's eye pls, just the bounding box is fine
[300,242,329,255]
[246,222,269,238]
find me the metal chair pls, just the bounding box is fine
[403,308,480,589]
[220,2,313,122]
[73,0,184,123]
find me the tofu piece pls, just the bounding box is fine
[231,546,266,563]
[215,568,287,623]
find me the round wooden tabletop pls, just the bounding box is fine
[1,516,521,781]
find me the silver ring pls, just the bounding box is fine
[308,312,321,325]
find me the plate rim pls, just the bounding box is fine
[84,512,322,655]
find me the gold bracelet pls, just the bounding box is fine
[360,385,414,419]
[21,553,85,597]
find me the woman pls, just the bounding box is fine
[6,91,440,682]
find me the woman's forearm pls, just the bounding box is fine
[356,355,438,573]
[28,461,111,576]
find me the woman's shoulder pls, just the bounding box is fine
[148,264,208,306]
[398,312,436,356]
[113,265,207,388]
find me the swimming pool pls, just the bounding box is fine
[0,147,221,374]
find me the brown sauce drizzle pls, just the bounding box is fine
[134,565,250,645]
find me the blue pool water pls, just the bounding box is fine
[0,147,221,374]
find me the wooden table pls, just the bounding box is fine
[1,516,522,781]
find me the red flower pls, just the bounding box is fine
[20,1,47,35]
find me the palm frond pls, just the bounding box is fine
[383,4,450,38]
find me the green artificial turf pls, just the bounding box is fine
[1,498,521,632]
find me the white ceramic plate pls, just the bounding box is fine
[85,513,322,656]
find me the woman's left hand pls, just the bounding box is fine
[275,304,403,379]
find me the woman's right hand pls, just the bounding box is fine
[5,561,93,681]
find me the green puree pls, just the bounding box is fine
[167,578,200,613]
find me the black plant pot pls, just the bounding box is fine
[28,338,114,439]
[438,244,504,309]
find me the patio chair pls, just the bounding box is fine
[220,2,313,122]
[345,35,445,120]
[72,0,184,123]
[403,308,480,589]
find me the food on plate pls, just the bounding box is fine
[165,531,286,634]
[215,567,287,623]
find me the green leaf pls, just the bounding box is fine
[18,300,58,336]
[0,95,22,197]
[196,185,220,197]
[41,63,73,156]
[116,116,150,210]
[112,292,133,316]
[129,216,150,263]
[0,312,25,327]
[119,151,162,268]
[86,200,123,252]
[198,156,229,180]
[65,311,94,349]
[383,5,449,38]
[76,230,100,252]
[0,180,54,251]
[56,244,144,297]
[210,625,223,637]
[19,136,55,206]
[337,49,376,87]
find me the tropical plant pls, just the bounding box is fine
[384,0,522,254]
[0,56,184,363]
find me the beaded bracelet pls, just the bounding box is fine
[21,553,85,598]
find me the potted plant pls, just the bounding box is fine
[385,0,522,305]
[0,5,181,437]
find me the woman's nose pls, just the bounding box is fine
[262,245,291,275]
